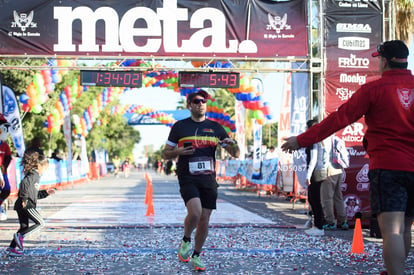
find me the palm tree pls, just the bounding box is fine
[394,0,414,44]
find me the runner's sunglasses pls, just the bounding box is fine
[192,98,207,104]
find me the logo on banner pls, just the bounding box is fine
[338,54,370,69]
[397,88,414,110]
[53,0,258,54]
[265,13,294,39]
[344,195,361,218]
[333,0,378,9]
[356,163,370,191]
[342,123,364,143]
[336,87,356,101]
[340,73,367,85]
[336,23,372,33]
[267,14,290,34]
[10,10,40,37]
[338,37,369,50]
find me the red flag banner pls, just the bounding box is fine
[323,0,383,225]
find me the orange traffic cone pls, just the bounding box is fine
[144,173,154,216]
[351,218,365,254]
[144,173,149,205]
[145,183,154,216]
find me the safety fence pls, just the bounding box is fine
[6,157,104,199]
[216,159,307,206]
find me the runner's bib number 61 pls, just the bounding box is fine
[188,156,214,175]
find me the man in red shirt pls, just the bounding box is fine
[282,40,414,275]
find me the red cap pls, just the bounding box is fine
[186,89,210,104]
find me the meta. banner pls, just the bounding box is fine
[0,0,308,58]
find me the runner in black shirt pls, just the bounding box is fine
[163,89,239,271]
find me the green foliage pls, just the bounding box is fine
[1,60,140,159]
[262,122,279,147]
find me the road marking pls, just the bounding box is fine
[46,196,274,226]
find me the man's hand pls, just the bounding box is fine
[281,136,301,153]
[22,201,27,209]
[0,179,4,189]
[177,146,194,156]
[219,138,236,146]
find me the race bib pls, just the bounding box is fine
[188,156,214,175]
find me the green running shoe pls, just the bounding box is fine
[191,255,206,271]
[178,240,191,262]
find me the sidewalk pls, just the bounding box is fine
[0,170,413,274]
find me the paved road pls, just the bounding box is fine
[1,170,413,274]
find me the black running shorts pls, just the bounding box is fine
[178,175,218,210]
[369,169,414,216]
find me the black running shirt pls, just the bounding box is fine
[166,117,229,178]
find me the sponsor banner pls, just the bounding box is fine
[323,3,379,220]
[126,109,189,125]
[235,100,246,160]
[291,63,308,188]
[0,0,307,58]
[324,0,381,14]
[222,159,278,185]
[2,86,25,157]
[324,12,382,146]
[63,111,72,176]
[249,0,308,57]
[80,136,89,176]
[252,120,262,180]
[277,66,292,147]
[342,146,371,226]
[223,160,241,178]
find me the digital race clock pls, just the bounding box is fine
[179,72,240,88]
[80,70,142,87]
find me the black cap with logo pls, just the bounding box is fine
[371,40,409,64]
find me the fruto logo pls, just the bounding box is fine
[53,0,257,54]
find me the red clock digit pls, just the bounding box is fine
[94,72,100,84]
[221,74,229,85]
[124,73,131,85]
[103,72,111,84]
[230,74,237,86]
[181,73,190,85]
[131,73,140,85]
[112,73,120,84]
[200,74,209,86]
[210,74,217,86]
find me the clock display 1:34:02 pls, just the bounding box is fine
[80,70,143,87]
[95,72,141,87]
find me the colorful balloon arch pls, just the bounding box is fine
[23,59,272,136]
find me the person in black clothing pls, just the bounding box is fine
[163,89,240,271]
[6,151,55,257]
[304,119,326,236]
[51,149,62,162]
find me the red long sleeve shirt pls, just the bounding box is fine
[297,69,414,172]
